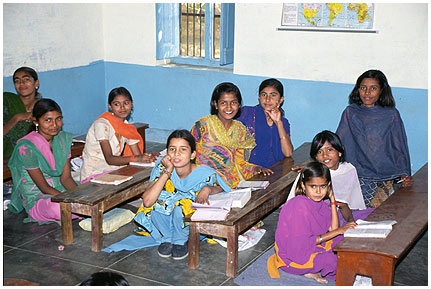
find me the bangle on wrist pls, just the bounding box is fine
[280,135,286,140]
[330,201,337,206]
[162,169,172,178]
[319,235,322,244]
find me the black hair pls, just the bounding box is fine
[108,87,133,105]
[13,66,40,96]
[348,69,395,107]
[295,161,332,198]
[259,78,285,116]
[29,98,62,132]
[310,130,345,163]
[210,82,242,119]
[166,130,197,163]
[79,271,129,286]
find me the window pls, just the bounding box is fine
[156,3,234,67]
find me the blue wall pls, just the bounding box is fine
[4,61,427,173]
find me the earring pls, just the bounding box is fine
[35,124,39,132]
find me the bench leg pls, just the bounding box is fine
[188,222,200,269]
[336,252,395,286]
[60,203,73,245]
[91,204,103,252]
[226,225,239,278]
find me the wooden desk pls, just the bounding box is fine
[51,165,152,252]
[334,163,428,286]
[187,142,311,277]
[3,123,149,182]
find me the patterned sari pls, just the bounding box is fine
[8,131,73,223]
[191,115,257,188]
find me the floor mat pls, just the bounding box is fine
[234,247,336,286]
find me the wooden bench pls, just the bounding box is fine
[3,122,149,181]
[51,164,153,252]
[334,163,428,286]
[186,142,311,277]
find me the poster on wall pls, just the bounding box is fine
[281,3,374,31]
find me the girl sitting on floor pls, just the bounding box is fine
[288,130,374,224]
[336,69,412,208]
[135,130,231,260]
[80,87,158,182]
[8,99,81,224]
[237,78,293,168]
[191,82,273,189]
[268,162,356,283]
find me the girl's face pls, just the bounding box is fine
[13,71,39,98]
[303,176,329,202]
[214,92,239,123]
[108,94,133,121]
[259,86,284,112]
[315,141,341,170]
[34,111,63,141]
[359,78,381,108]
[167,138,196,169]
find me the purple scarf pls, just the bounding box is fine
[238,105,290,168]
[336,104,411,180]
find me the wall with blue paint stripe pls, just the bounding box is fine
[4,61,427,173]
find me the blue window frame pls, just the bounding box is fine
[156,3,234,68]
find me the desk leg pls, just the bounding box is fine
[91,204,103,252]
[188,222,200,269]
[336,252,395,286]
[60,203,73,245]
[226,225,239,277]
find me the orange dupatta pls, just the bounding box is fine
[97,112,143,156]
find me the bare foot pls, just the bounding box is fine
[304,273,328,284]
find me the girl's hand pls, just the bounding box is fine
[195,186,212,204]
[338,222,357,234]
[134,153,157,163]
[266,108,282,123]
[327,188,335,202]
[255,166,273,176]
[14,112,33,123]
[148,151,161,158]
[161,155,174,172]
[400,175,413,187]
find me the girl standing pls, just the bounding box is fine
[336,70,412,208]
[268,162,356,283]
[8,99,80,223]
[135,130,230,260]
[4,67,42,158]
[238,78,293,168]
[80,87,157,182]
[191,82,273,189]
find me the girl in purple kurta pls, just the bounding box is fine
[268,162,357,284]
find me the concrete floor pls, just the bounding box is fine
[3,142,428,286]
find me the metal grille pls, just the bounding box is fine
[180,3,221,59]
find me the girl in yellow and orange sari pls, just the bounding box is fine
[191,82,273,189]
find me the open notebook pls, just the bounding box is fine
[344,219,397,238]
[190,199,233,221]
[90,174,133,185]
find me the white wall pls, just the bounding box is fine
[3,3,104,76]
[234,3,427,89]
[102,3,156,66]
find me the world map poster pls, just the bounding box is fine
[281,3,374,30]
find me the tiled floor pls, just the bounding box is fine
[3,142,428,286]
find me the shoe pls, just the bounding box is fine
[172,242,188,260]
[157,242,173,258]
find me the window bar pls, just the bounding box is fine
[199,3,202,57]
[186,3,189,56]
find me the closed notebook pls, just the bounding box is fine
[208,188,252,208]
[237,180,269,190]
[90,174,133,185]
[129,161,156,167]
[344,219,397,238]
[191,199,233,221]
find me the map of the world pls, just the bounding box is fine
[282,3,374,29]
